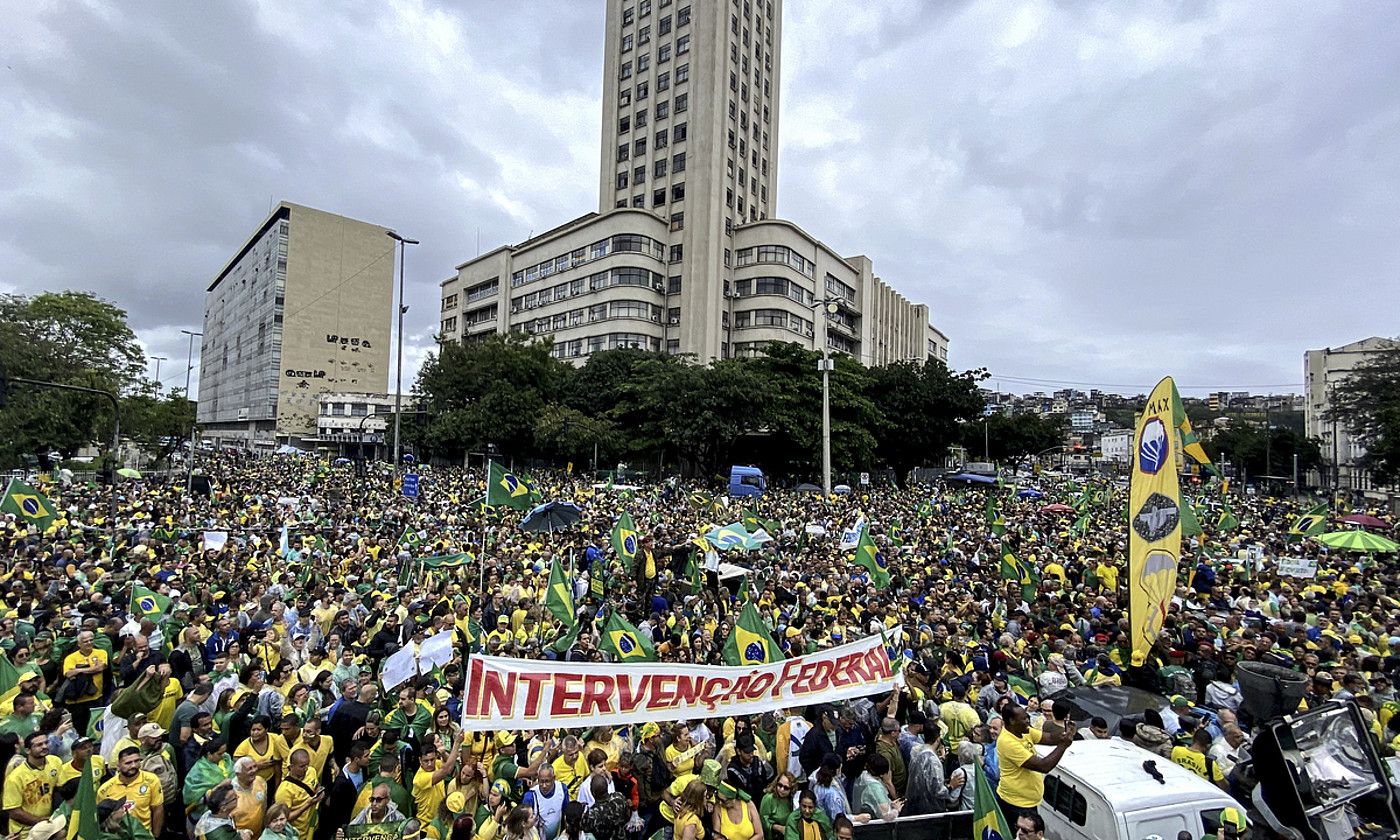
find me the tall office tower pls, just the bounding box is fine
[198,202,395,449]
[441,0,948,366]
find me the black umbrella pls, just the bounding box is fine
[519,501,584,533]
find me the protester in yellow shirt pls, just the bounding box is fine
[3,732,63,838]
[273,748,324,840]
[98,746,165,837]
[414,733,465,822]
[995,706,1072,819]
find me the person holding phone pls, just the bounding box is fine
[273,748,324,840]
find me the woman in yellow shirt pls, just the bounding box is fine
[713,783,761,840]
[666,723,704,777]
[232,716,285,785]
[675,779,710,840]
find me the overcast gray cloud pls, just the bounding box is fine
[3,0,1398,399]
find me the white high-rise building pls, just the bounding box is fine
[440,0,949,366]
[1304,336,1399,496]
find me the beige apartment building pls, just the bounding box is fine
[439,0,948,366]
[1304,336,1399,497]
[198,202,395,449]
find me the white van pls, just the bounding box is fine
[1036,739,1243,840]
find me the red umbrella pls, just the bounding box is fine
[1340,514,1392,529]
[1040,503,1074,514]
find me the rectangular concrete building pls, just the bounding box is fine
[1304,336,1398,497]
[198,202,395,449]
[439,0,947,366]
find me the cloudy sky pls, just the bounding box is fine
[4,0,1398,399]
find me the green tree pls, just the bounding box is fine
[533,404,621,467]
[867,360,986,483]
[1203,423,1324,479]
[967,413,1067,462]
[122,388,197,468]
[1327,340,1400,484]
[413,333,567,459]
[0,291,145,467]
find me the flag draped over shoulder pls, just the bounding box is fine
[486,462,538,510]
[972,761,1013,840]
[1,479,56,532]
[722,602,779,666]
[1129,376,1183,657]
[852,529,891,588]
[129,584,170,620]
[545,557,575,626]
[599,611,656,662]
[1290,503,1328,539]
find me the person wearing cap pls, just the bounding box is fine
[24,814,64,840]
[492,730,555,800]
[1162,695,1196,737]
[1203,804,1248,840]
[56,735,105,788]
[3,731,63,839]
[98,745,165,836]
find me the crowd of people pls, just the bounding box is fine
[0,450,1395,840]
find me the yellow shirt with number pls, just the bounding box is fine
[2,755,62,832]
[1170,746,1225,785]
[98,770,165,830]
[996,727,1044,808]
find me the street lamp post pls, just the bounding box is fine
[180,329,202,493]
[148,356,167,393]
[386,230,420,467]
[812,298,840,496]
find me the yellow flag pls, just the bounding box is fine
[1129,377,1183,656]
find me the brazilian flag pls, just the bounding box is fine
[1170,381,1219,476]
[545,557,575,626]
[722,602,779,666]
[852,529,891,588]
[599,611,656,662]
[1289,503,1328,540]
[129,584,171,620]
[1217,505,1240,532]
[611,512,639,571]
[1,479,56,532]
[1179,498,1203,538]
[486,462,538,510]
[1000,545,1039,602]
[972,760,1013,840]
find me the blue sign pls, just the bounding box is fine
[402,473,420,499]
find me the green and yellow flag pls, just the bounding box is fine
[545,557,575,626]
[129,584,170,621]
[1170,380,1218,475]
[1,479,56,532]
[722,602,779,666]
[852,529,891,588]
[1289,503,1328,540]
[486,462,538,510]
[1129,376,1183,657]
[972,761,1012,840]
[599,611,656,662]
[611,512,639,571]
[68,754,100,840]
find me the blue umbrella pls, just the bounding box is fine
[332,458,351,465]
[519,501,584,533]
[1016,488,1044,499]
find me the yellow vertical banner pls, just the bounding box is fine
[1129,376,1183,656]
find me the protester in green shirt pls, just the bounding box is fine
[759,773,797,840]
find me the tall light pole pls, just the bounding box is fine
[386,230,419,466]
[148,356,167,393]
[181,329,202,493]
[813,298,839,496]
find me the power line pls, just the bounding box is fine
[984,373,1302,392]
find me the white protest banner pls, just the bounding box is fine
[1276,557,1319,579]
[461,629,897,731]
[202,531,228,552]
[839,515,866,550]
[380,645,419,691]
[418,630,455,672]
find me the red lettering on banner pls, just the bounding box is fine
[830,653,853,688]
[847,652,871,683]
[481,669,516,719]
[618,675,652,713]
[520,672,550,716]
[581,675,613,716]
[747,672,773,699]
[675,675,702,707]
[699,676,731,710]
[464,657,484,717]
[792,661,819,694]
[652,676,677,708]
[551,674,584,716]
[774,660,801,698]
[868,648,892,679]
[810,658,834,693]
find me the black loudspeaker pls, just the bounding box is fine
[189,475,213,497]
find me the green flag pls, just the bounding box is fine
[420,553,474,569]
[599,611,656,662]
[1,479,56,532]
[546,557,575,626]
[486,462,537,510]
[129,584,171,621]
[1289,503,1328,539]
[0,651,20,696]
[72,754,101,839]
[1217,505,1240,532]
[722,602,779,666]
[550,616,583,655]
[972,760,1013,840]
[1179,497,1203,538]
[399,527,424,549]
[853,529,891,588]
[611,512,639,571]
[1071,511,1091,536]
